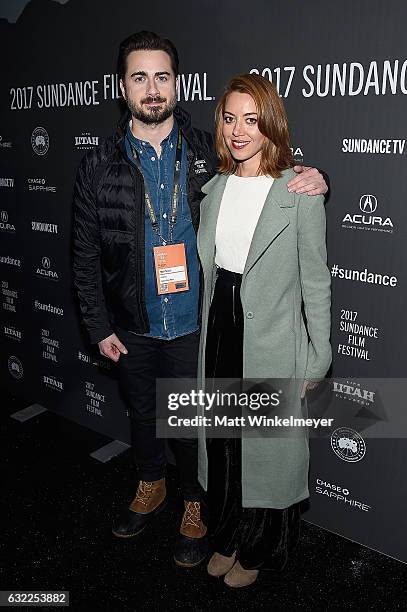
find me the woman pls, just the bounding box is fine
[196,74,331,588]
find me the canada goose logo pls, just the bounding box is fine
[31,127,49,156]
[194,159,208,175]
[8,355,23,380]
[331,427,366,462]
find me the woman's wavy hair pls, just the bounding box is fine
[215,73,293,177]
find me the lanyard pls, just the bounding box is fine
[129,129,183,245]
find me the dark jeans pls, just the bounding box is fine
[117,328,202,501]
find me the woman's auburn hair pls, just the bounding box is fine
[215,73,294,177]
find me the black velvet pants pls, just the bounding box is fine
[205,268,301,571]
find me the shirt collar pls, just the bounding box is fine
[126,119,178,151]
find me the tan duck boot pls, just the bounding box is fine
[173,501,209,567]
[112,478,166,538]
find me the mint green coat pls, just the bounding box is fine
[197,169,332,508]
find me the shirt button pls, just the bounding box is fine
[164,297,169,303]
[142,142,146,145]
[163,213,167,219]
[151,156,155,161]
[160,184,164,189]
[246,311,254,319]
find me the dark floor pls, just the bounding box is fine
[1,393,407,612]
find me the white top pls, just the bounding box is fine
[215,174,274,274]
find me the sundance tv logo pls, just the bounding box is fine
[0,178,14,187]
[31,127,49,156]
[342,138,406,155]
[31,220,58,233]
[342,194,394,233]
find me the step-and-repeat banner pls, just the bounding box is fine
[1,0,407,562]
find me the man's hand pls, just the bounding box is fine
[301,380,319,399]
[98,333,128,363]
[288,166,328,196]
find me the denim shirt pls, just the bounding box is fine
[125,121,200,340]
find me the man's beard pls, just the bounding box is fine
[125,93,177,125]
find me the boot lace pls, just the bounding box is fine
[182,501,201,528]
[134,481,154,507]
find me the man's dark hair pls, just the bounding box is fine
[117,31,179,80]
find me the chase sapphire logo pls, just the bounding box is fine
[31,127,49,156]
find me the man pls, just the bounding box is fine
[73,31,328,568]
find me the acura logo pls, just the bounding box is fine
[359,194,377,214]
[42,256,51,269]
[0,211,8,222]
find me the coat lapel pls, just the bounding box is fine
[197,174,228,272]
[243,171,294,275]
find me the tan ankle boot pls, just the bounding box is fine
[179,501,207,538]
[129,478,166,514]
[207,551,236,577]
[224,561,259,588]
